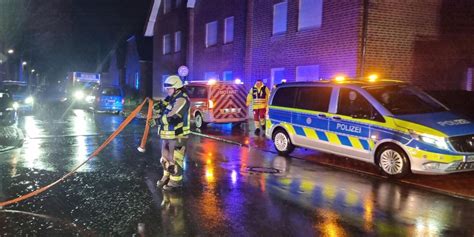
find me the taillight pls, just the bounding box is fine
[208,100,214,109]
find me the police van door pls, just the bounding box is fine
[291,86,332,149]
[328,88,375,160]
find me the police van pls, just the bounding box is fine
[185,79,248,128]
[266,78,474,177]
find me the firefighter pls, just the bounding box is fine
[156,75,191,191]
[246,79,270,135]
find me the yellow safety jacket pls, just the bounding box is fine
[246,84,270,110]
[159,90,191,140]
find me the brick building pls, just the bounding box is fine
[145,0,189,98]
[145,0,474,97]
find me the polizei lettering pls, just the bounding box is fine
[336,123,362,134]
[437,119,471,126]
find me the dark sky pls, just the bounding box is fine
[6,0,151,82]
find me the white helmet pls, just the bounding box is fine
[164,75,183,89]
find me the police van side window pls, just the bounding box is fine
[272,87,297,108]
[338,88,384,122]
[295,86,332,112]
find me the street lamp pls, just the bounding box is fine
[7,49,14,54]
[31,69,35,73]
[22,61,27,66]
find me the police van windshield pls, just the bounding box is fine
[366,85,447,115]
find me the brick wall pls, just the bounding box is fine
[245,0,362,86]
[364,0,441,83]
[153,2,188,98]
[190,0,247,82]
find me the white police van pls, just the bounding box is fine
[266,79,474,177]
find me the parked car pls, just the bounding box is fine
[0,81,34,114]
[0,91,18,126]
[185,79,248,128]
[93,86,124,114]
[266,78,474,177]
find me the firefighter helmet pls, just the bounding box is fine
[164,75,184,89]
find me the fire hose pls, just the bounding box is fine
[0,98,155,207]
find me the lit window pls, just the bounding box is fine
[163,34,171,55]
[298,0,323,30]
[135,73,140,90]
[206,21,218,47]
[224,17,234,44]
[273,2,287,35]
[175,31,181,52]
[223,71,233,81]
[296,65,320,82]
[164,0,171,14]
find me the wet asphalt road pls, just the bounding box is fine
[0,104,473,236]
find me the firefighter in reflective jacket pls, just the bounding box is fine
[246,79,270,135]
[156,75,191,191]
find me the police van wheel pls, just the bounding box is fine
[377,144,410,178]
[273,129,295,156]
[195,113,206,129]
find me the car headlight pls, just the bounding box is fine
[12,102,19,110]
[25,96,34,104]
[74,91,85,100]
[85,95,96,103]
[409,129,449,150]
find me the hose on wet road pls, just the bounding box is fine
[0,98,155,207]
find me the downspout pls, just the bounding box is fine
[359,0,369,79]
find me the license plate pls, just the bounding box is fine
[466,155,474,162]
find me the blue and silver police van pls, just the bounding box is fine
[266,78,474,177]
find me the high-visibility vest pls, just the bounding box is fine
[159,91,190,140]
[247,85,269,109]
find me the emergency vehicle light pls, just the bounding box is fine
[335,76,346,82]
[207,79,217,85]
[234,78,243,84]
[368,74,378,82]
[208,100,214,109]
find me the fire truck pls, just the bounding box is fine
[185,79,248,128]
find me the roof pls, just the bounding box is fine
[144,0,196,37]
[276,79,408,89]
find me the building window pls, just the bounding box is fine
[273,2,287,35]
[206,21,218,47]
[164,0,171,14]
[204,72,218,80]
[176,0,182,8]
[296,65,320,81]
[224,17,234,44]
[298,0,323,30]
[271,68,285,88]
[223,71,233,81]
[175,31,182,52]
[163,34,171,55]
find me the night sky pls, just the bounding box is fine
[1,0,151,82]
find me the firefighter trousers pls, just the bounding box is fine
[158,138,187,189]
